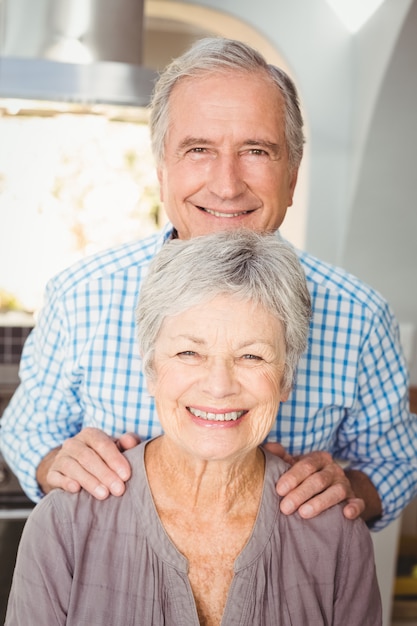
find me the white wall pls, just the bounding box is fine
[343,0,417,384]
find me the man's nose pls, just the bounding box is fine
[202,358,240,398]
[208,153,246,200]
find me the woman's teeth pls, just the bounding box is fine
[188,408,245,421]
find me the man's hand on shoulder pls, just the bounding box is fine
[36,428,141,499]
[264,445,381,523]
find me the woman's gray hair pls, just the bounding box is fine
[149,37,305,171]
[136,229,311,392]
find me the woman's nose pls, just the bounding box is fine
[202,358,240,398]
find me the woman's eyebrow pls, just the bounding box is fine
[174,334,206,345]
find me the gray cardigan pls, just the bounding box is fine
[6,443,382,625]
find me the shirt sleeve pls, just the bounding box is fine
[0,276,83,502]
[335,300,417,531]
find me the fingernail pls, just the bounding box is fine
[300,504,313,517]
[277,480,289,496]
[110,481,124,496]
[117,469,129,481]
[94,485,108,499]
[280,500,295,515]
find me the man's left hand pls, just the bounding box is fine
[264,445,366,521]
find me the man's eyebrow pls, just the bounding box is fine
[245,139,282,155]
[177,137,212,151]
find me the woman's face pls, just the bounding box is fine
[147,294,289,463]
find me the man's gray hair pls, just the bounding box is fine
[149,37,305,171]
[136,229,311,392]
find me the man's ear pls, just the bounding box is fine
[157,167,164,202]
[287,167,299,207]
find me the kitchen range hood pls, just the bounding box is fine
[0,0,157,108]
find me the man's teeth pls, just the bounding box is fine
[189,408,245,422]
[203,207,250,218]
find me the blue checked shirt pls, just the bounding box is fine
[1,224,416,529]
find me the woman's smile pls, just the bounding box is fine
[187,407,247,422]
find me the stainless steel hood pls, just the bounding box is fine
[0,0,157,107]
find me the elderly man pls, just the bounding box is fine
[1,37,415,530]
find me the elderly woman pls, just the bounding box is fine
[6,230,381,625]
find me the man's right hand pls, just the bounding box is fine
[36,427,140,499]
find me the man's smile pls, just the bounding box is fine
[197,206,256,218]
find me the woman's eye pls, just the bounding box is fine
[242,354,262,361]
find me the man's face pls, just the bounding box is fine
[157,70,299,239]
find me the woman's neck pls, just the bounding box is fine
[145,436,265,514]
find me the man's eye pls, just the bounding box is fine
[185,147,211,161]
[242,354,262,361]
[248,148,267,156]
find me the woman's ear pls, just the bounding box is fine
[141,354,156,396]
[145,372,156,397]
[280,388,291,403]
